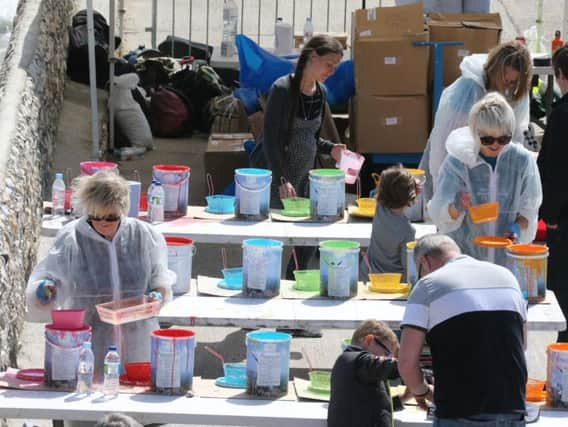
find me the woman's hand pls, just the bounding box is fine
[516,215,529,230]
[330,144,347,162]
[279,182,297,199]
[448,192,471,220]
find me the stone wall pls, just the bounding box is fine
[0,0,74,369]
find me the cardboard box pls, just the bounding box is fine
[351,4,429,96]
[428,13,502,86]
[205,133,252,194]
[351,95,429,154]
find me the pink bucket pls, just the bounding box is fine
[152,165,190,218]
[80,161,118,176]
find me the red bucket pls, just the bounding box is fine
[80,161,118,176]
[152,165,190,218]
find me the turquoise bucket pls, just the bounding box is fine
[242,239,283,297]
[319,240,360,298]
[234,168,272,220]
[246,330,291,397]
[150,329,195,395]
[309,169,345,221]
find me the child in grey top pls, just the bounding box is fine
[360,166,417,281]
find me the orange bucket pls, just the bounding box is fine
[526,378,546,402]
[472,236,512,248]
[468,201,499,224]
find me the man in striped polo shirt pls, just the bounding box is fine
[398,234,527,426]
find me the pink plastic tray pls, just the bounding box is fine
[95,295,160,325]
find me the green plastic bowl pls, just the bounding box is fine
[293,269,320,292]
[308,370,331,393]
[281,197,310,217]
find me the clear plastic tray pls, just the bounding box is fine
[95,295,160,325]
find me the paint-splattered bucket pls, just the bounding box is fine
[246,330,291,397]
[506,244,548,303]
[150,329,195,395]
[79,161,118,176]
[547,343,568,407]
[319,240,360,298]
[165,237,196,295]
[242,239,283,297]
[234,168,272,220]
[309,169,345,221]
[44,324,92,388]
[152,165,190,218]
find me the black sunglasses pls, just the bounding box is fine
[88,214,121,222]
[479,135,512,146]
[373,337,392,357]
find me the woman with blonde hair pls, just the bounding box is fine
[428,92,542,265]
[26,169,175,377]
[421,41,533,202]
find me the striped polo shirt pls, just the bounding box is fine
[401,255,527,419]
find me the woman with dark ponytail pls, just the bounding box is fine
[251,34,346,207]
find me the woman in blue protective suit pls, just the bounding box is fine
[421,41,532,202]
[26,170,175,378]
[428,92,542,265]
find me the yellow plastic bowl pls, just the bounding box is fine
[368,273,403,293]
[356,197,377,211]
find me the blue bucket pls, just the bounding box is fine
[319,240,360,298]
[206,195,235,214]
[151,329,195,395]
[242,239,283,297]
[246,330,291,397]
[234,168,272,220]
[309,169,345,221]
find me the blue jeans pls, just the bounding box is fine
[434,413,525,427]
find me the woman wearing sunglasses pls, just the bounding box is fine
[420,41,532,202]
[428,92,542,265]
[26,169,175,378]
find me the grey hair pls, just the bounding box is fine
[95,413,143,427]
[75,169,130,217]
[468,92,516,144]
[414,234,461,264]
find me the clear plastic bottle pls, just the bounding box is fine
[102,345,120,397]
[76,341,95,394]
[303,17,314,47]
[64,168,73,215]
[221,0,238,56]
[51,173,66,216]
[149,179,164,223]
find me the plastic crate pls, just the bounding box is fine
[95,295,160,325]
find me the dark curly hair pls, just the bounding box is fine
[377,165,417,210]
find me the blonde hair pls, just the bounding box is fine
[484,41,532,103]
[75,169,130,217]
[469,92,515,144]
[351,320,398,350]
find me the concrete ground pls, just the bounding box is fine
[9,0,565,426]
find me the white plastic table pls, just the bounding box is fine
[159,291,567,332]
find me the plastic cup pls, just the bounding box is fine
[125,362,151,382]
[337,150,365,185]
[50,308,86,330]
[223,362,246,381]
[356,197,377,211]
[308,370,331,393]
[468,201,499,224]
[206,195,235,214]
[281,197,310,216]
[526,378,546,402]
[368,273,403,293]
[222,267,243,287]
[293,270,320,292]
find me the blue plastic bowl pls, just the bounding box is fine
[206,195,235,214]
[222,267,243,289]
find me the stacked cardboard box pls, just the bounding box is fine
[428,12,502,86]
[351,3,430,154]
[205,133,253,194]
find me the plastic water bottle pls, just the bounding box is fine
[303,17,314,47]
[51,173,66,216]
[103,345,120,397]
[149,179,164,223]
[76,341,95,394]
[221,0,238,56]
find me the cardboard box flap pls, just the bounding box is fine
[462,20,502,30]
[353,3,424,39]
[428,12,502,29]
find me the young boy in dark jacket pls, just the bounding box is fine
[328,320,408,427]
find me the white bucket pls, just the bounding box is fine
[165,237,196,294]
[547,343,568,408]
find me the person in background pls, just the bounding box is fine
[328,319,410,427]
[428,92,541,265]
[26,170,174,377]
[360,166,417,282]
[399,234,527,426]
[421,41,532,202]
[537,44,568,342]
[395,0,490,13]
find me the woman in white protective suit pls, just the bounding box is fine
[421,41,532,202]
[26,170,174,378]
[428,92,542,265]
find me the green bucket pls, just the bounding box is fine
[293,269,320,292]
[310,169,345,178]
[320,240,360,250]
